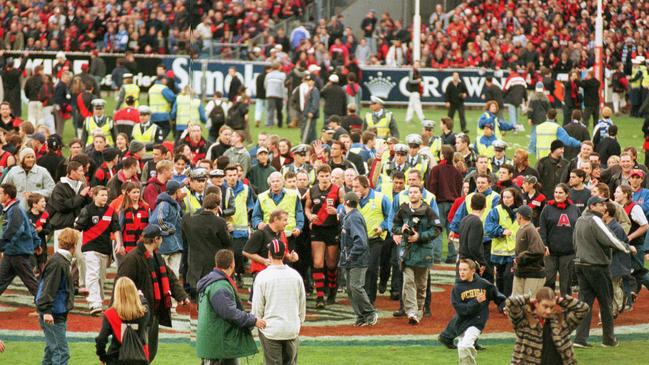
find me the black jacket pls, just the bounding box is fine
[320,83,347,117]
[117,243,188,327]
[48,180,92,230]
[459,214,486,268]
[95,301,150,364]
[445,81,468,105]
[536,155,570,198]
[36,251,74,318]
[539,200,580,256]
[75,203,120,255]
[182,210,232,291]
[576,78,601,107]
[38,151,65,180]
[563,121,590,160]
[256,72,267,99]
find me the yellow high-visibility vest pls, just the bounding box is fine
[84,116,114,146]
[535,121,560,159]
[364,111,392,138]
[490,205,518,257]
[176,94,201,128]
[123,83,140,106]
[149,83,171,113]
[258,189,298,235]
[232,185,250,232]
[358,190,387,240]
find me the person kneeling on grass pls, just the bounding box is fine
[506,287,589,365]
[449,258,506,365]
[36,227,80,365]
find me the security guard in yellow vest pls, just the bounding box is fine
[132,106,164,160]
[363,96,399,139]
[82,99,115,147]
[148,78,176,139]
[377,143,409,199]
[172,86,207,139]
[182,168,208,215]
[281,144,315,184]
[352,175,391,303]
[630,57,645,117]
[449,174,501,235]
[116,73,140,109]
[405,134,431,179]
[484,194,520,296]
[533,116,581,160]
[252,171,305,238]
[222,165,255,286]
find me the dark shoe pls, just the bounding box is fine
[444,257,456,264]
[326,292,337,305]
[438,335,457,349]
[315,298,326,309]
[462,129,470,134]
[392,309,406,317]
[433,260,442,265]
[354,318,367,327]
[474,342,486,351]
[89,307,103,316]
[601,340,619,348]
[573,342,592,349]
[378,282,387,294]
[235,275,244,289]
[424,307,432,317]
[390,292,400,301]
[366,312,379,326]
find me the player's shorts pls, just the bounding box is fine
[310,225,339,246]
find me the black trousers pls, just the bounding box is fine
[364,238,384,304]
[494,261,514,297]
[448,103,467,131]
[0,254,38,296]
[582,106,599,128]
[293,230,312,290]
[148,315,160,362]
[232,238,247,276]
[390,242,403,296]
[379,238,392,288]
[574,265,616,345]
[267,97,283,128]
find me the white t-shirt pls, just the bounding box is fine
[629,204,648,226]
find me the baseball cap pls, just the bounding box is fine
[587,196,606,206]
[256,146,269,154]
[630,169,645,178]
[142,224,167,238]
[267,239,286,259]
[516,206,533,219]
[166,180,182,195]
[523,175,538,185]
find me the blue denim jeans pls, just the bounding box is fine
[506,103,518,125]
[40,314,69,365]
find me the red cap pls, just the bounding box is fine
[81,63,89,71]
[630,169,645,178]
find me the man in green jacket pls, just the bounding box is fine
[196,249,266,364]
[392,184,442,325]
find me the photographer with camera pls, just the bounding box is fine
[392,185,442,325]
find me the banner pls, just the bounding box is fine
[360,67,509,105]
[12,51,508,105]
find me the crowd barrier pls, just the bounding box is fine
[6,51,613,106]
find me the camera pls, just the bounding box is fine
[402,227,413,237]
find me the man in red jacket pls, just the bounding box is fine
[143,160,173,210]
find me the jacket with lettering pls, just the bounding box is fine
[450,274,506,334]
[539,200,580,256]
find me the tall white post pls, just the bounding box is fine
[594,0,604,108]
[413,0,421,63]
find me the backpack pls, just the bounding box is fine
[208,101,226,129]
[104,308,149,364]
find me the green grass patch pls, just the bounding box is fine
[2,340,647,364]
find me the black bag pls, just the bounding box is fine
[209,102,226,128]
[118,323,148,364]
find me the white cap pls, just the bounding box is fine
[252,46,261,53]
[406,134,423,145]
[307,64,321,73]
[56,52,66,60]
[370,95,384,105]
[328,74,339,83]
[91,98,106,107]
[123,73,133,79]
[634,56,645,64]
[137,105,151,114]
[274,44,283,51]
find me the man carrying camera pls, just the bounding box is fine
[392,185,442,325]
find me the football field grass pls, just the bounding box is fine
[2,339,648,364]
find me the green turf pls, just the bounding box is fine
[54,94,646,166]
[1,340,646,364]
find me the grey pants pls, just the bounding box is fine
[544,254,574,296]
[259,332,298,365]
[346,267,375,321]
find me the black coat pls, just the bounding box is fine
[38,152,65,181]
[576,78,601,107]
[47,181,92,230]
[563,121,590,161]
[116,243,187,327]
[320,83,347,117]
[536,156,570,198]
[228,76,243,101]
[445,81,468,105]
[181,210,232,291]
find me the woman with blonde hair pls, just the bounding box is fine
[96,276,150,365]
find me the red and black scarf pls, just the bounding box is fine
[143,249,172,311]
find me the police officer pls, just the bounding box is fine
[491,140,511,171]
[116,73,140,109]
[422,120,442,160]
[281,144,314,183]
[363,96,399,139]
[82,99,114,147]
[208,169,235,218]
[132,106,164,160]
[183,168,208,215]
[375,143,409,198]
[405,134,430,180]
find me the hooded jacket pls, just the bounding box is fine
[150,192,183,254]
[0,200,39,255]
[196,268,258,359]
[142,176,167,210]
[451,274,506,334]
[539,199,581,256]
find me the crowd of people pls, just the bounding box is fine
[0,0,309,56]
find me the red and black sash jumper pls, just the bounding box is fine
[309,182,341,299]
[120,202,150,253]
[78,204,120,256]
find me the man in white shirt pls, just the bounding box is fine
[252,237,306,365]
